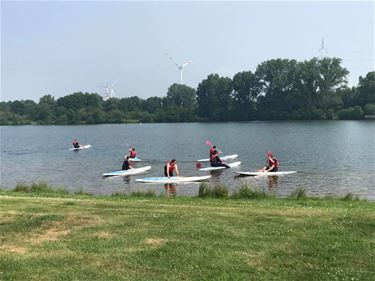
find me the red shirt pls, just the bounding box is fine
[130,150,137,158]
[209,147,215,156]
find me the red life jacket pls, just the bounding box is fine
[130,150,137,158]
[210,153,217,161]
[168,162,176,173]
[268,158,279,168]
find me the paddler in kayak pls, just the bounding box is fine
[164,159,180,178]
[72,139,80,148]
[210,150,230,168]
[122,156,133,170]
[259,151,279,172]
[129,147,137,159]
[209,145,216,157]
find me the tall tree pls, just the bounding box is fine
[255,59,298,118]
[231,71,260,120]
[315,58,348,113]
[144,97,163,113]
[355,71,375,106]
[37,95,56,122]
[196,74,232,121]
[164,84,196,108]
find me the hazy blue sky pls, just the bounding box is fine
[1,1,374,101]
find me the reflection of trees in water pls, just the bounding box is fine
[164,183,177,197]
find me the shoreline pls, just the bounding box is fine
[0,181,372,201]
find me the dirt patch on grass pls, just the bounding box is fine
[28,214,101,245]
[30,227,70,244]
[145,238,166,246]
[242,251,263,267]
[3,210,20,215]
[0,245,28,254]
[0,211,21,224]
[65,214,101,227]
[97,231,112,239]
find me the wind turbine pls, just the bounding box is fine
[167,54,192,84]
[98,80,118,100]
[319,37,328,58]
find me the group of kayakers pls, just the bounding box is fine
[72,139,278,177]
[209,144,278,172]
[121,147,180,177]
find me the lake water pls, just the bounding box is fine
[1,121,374,199]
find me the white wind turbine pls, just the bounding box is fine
[167,54,192,84]
[319,37,328,58]
[98,80,118,100]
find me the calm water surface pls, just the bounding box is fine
[1,121,374,199]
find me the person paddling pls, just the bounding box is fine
[210,150,230,168]
[209,145,217,157]
[122,156,133,170]
[164,159,180,178]
[72,139,80,148]
[259,151,279,172]
[129,147,137,159]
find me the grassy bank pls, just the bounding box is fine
[0,189,374,281]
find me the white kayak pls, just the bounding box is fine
[197,154,238,162]
[199,161,241,171]
[136,175,211,184]
[235,171,297,176]
[69,144,92,151]
[129,157,142,162]
[102,166,151,177]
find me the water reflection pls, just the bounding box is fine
[122,176,131,184]
[1,122,374,199]
[164,183,177,197]
[268,176,279,190]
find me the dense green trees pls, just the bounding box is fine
[356,72,375,107]
[1,57,374,125]
[196,74,232,121]
[231,71,259,120]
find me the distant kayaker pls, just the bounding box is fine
[164,159,180,177]
[210,150,230,168]
[72,139,80,148]
[259,151,279,172]
[129,147,137,158]
[122,156,133,170]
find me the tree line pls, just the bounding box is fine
[1,57,374,125]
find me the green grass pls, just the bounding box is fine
[0,191,374,281]
[231,184,270,199]
[12,182,69,195]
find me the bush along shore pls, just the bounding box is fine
[0,182,374,281]
[0,181,367,200]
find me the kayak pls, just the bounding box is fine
[198,161,241,171]
[69,144,92,151]
[234,171,297,176]
[129,157,142,162]
[102,166,151,177]
[197,154,238,162]
[135,175,211,184]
